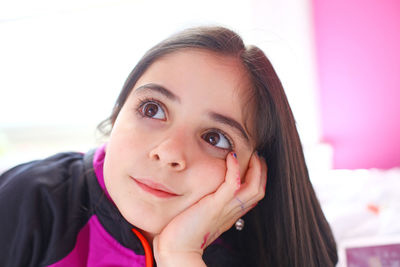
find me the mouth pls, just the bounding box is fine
[131,177,180,198]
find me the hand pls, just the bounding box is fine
[153,151,267,267]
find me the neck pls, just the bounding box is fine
[141,229,155,248]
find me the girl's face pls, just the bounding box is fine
[104,49,255,239]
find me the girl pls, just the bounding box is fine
[0,26,338,266]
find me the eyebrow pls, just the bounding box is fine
[135,83,181,103]
[208,112,250,145]
[135,83,250,145]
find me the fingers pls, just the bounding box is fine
[211,151,268,232]
[239,152,266,200]
[260,154,268,193]
[214,152,241,203]
[229,152,267,216]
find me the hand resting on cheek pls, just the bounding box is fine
[153,151,267,266]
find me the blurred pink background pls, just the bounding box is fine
[312,0,400,169]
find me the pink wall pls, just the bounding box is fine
[312,0,400,169]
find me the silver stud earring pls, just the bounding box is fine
[235,218,244,231]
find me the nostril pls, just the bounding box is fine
[153,154,160,160]
[170,162,179,167]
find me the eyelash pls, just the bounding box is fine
[206,128,235,151]
[136,97,166,119]
[135,97,235,151]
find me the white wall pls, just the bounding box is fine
[0,0,323,170]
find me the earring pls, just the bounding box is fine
[235,218,244,231]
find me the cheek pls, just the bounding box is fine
[108,118,155,155]
[188,158,227,196]
[237,152,253,181]
[104,120,150,183]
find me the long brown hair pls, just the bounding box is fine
[99,26,338,266]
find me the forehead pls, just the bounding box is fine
[134,49,252,118]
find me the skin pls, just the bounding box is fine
[103,49,267,266]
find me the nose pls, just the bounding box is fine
[149,135,187,171]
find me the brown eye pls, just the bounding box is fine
[202,131,232,149]
[144,103,158,117]
[204,132,220,146]
[140,101,166,120]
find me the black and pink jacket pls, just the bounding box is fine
[0,146,242,267]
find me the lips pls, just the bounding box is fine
[132,177,180,198]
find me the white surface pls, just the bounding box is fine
[311,167,400,266]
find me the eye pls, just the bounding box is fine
[139,101,166,120]
[202,130,233,150]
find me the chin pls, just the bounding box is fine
[132,221,165,242]
[139,222,164,234]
